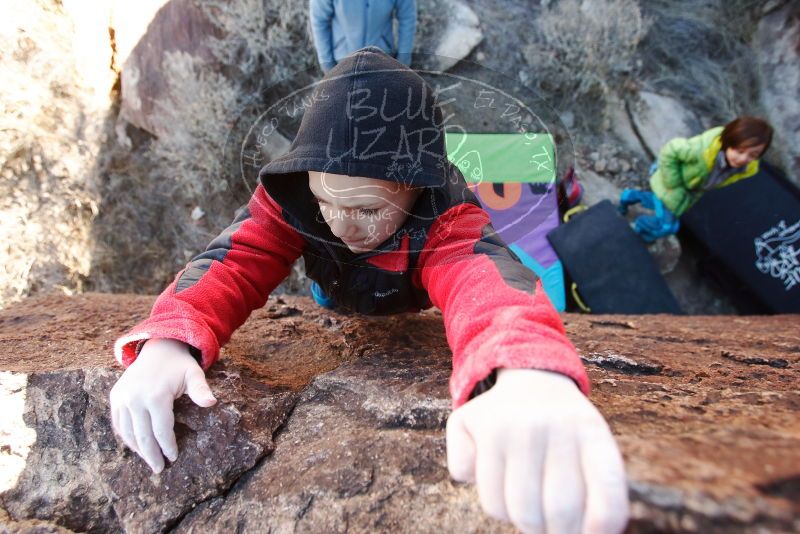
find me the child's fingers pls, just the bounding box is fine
[542,428,583,534]
[474,437,508,521]
[184,366,217,407]
[116,406,140,457]
[129,406,165,474]
[503,431,546,534]
[148,396,178,463]
[579,424,629,534]
[445,409,476,483]
[110,405,121,437]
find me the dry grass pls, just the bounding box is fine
[524,0,651,119]
[523,0,764,130]
[637,0,764,123]
[88,0,318,296]
[0,0,107,308]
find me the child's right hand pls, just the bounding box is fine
[447,369,628,533]
[109,338,217,473]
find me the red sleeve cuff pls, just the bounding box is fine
[114,316,220,371]
[449,281,591,409]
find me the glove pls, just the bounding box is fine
[446,368,629,534]
[109,338,217,473]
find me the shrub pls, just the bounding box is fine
[0,0,105,308]
[637,0,763,123]
[525,0,651,117]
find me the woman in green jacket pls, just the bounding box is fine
[619,116,774,242]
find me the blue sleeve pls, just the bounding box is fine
[395,0,416,66]
[309,0,336,72]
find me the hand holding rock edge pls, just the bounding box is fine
[109,338,217,473]
[447,368,629,534]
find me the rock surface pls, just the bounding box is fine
[118,0,484,138]
[118,0,223,137]
[629,92,702,160]
[1,293,799,533]
[431,0,483,71]
[754,3,800,186]
[607,96,649,161]
[578,167,623,207]
[645,235,682,275]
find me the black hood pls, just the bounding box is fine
[259,46,448,189]
[257,47,470,257]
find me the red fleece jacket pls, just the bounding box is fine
[115,184,590,408]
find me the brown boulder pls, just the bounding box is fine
[0,293,799,533]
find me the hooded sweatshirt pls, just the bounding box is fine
[114,47,590,407]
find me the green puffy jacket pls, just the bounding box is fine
[649,126,759,216]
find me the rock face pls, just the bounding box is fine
[629,91,702,160]
[578,167,623,207]
[1,293,799,533]
[754,3,800,187]
[645,235,682,275]
[118,0,484,139]
[431,0,483,71]
[607,96,649,161]
[118,0,223,137]
[0,0,110,308]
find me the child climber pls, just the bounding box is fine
[110,47,629,533]
[619,116,773,242]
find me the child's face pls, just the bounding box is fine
[308,171,422,253]
[725,144,765,168]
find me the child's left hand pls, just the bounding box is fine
[446,368,629,534]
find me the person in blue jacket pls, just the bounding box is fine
[309,0,417,73]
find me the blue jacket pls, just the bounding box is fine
[309,0,416,72]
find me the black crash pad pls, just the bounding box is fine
[547,200,682,314]
[681,163,800,314]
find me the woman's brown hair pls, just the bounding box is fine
[720,116,773,154]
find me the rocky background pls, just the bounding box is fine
[0,293,799,533]
[2,3,799,532]
[0,0,798,312]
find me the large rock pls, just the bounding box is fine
[172,323,496,533]
[61,1,117,99]
[117,0,223,137]
[607,96,649,160]
[578,167,623,207]
[629,92,702,160]
[1,293,799,533]
[117,0,484,139]
[0,1,115,309]
[0,366,296,534]
[431,0,483,71]
[754,3,800,187]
